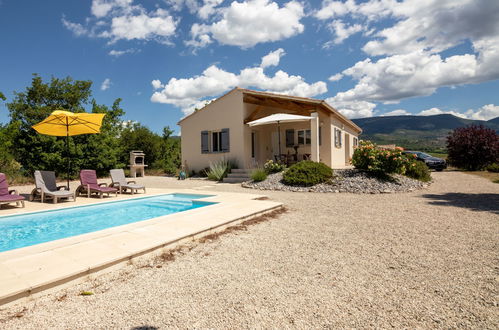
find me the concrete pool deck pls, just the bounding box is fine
[0,188,282,306]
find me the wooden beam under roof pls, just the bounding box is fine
[243,95,316,114]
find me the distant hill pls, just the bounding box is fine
[352,114,499,152]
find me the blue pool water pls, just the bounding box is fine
[0,194,215,252]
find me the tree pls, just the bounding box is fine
[447,125,499,170]
[119,122,163,166]
[0,91,5,101]
[7,74,125,177]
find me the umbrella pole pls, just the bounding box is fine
[277,121,282,158]
[66,120,70,190]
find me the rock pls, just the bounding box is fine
[243,169,429,194]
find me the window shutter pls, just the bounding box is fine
[201,131,209,153]
[339,130,343,147]
[221,128,230,152]
[285,129,295,147]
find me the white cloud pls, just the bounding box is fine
[63,1,177,44]
[328,73,343,82]
[317,0,499,119]
[187,0,305,49]
[381,109,411,116]
[417,107,467,118]
[151,49,327,115]
[62,18,88,36]
[362,0,499,56]
[151,79,164,89]
[465,104,499,121]
[260,48,285,68]
[325,96,377,119]
[101,78,112,91]
[327,20,363,45]
[330,36,499,104]
[106,9,176,42]
[315,0,396,21]
[166,0,222,19]
[108,48,138,56]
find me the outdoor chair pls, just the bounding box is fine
[30,170,76,204]
[76,170,118,198]
[0,173,25,208]
[110,169,146,195]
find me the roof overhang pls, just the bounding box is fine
[241,89,362,133]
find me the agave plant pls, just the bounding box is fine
[206,158,230,181]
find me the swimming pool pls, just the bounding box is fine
[0,193,215,252]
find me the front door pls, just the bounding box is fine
[345,133,351,165]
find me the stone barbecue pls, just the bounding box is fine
[128,150,147,177]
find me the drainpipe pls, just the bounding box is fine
[311,112,320,162]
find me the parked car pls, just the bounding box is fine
[404,151,447,171]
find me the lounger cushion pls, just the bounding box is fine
[0,173,25,202]
[0,194,25,202]
[0,173,9,196]
[110,169,144,191]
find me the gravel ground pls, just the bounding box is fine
[0,171,498,328]
[243,169,427,193]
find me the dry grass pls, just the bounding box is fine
[198,207,286,243]
[464,170,499,183]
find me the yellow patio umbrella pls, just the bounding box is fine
[32,110,106,188]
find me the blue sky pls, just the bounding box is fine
[1,0,499,134]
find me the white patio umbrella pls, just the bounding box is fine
[247,113,312,156]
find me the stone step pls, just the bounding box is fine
[222,177,249,183]
[226,173,250,179]
[230,168,251,174]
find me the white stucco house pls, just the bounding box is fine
[178,88,362,172]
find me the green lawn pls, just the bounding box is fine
[428,152,448,159]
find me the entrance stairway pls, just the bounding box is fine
[222,169,251,183]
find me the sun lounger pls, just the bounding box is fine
[76,170,118,198]
[110,169,146,195]
[0,173,25,208]
[31,170,76,203]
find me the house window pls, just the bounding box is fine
[334,128,342,148]
[353,137,358,147]
[201,128,230,153]
[212,131,222,152]
[297,129,311,145]
[285,129,295,147]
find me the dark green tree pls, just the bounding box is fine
[7,74,125,177]
[159,126,181,174]
[119,122,163,166]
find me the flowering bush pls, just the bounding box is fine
[405,160,431,182]
[264,159,286,174]
[351,140,431,181]
[351,141,406,174]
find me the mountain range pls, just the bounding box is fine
[352,114,499,152]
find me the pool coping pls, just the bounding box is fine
[0,188,282,307]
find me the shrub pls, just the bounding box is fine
[251,168,267,182]
[264,159,285,174]
[351,140,406,175]
[405,160,431,182]
[485,163,499,173]
[206,159,230,181]
[447,125,499,170]
[282,161,333,186]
